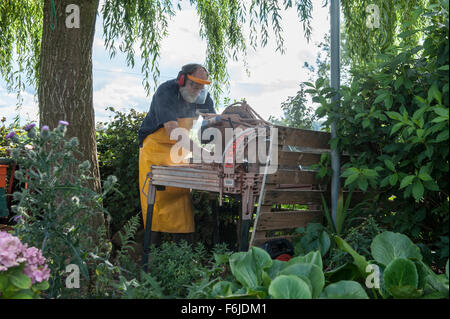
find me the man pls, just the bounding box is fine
[138,63,216,247]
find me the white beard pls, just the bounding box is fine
[179,86,198,103]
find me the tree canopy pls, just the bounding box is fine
[1,0,323,104]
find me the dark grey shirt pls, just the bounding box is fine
[138,79,215,147]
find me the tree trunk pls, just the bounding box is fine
[38,0,105,232]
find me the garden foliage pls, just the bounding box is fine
[96,107,145,235]
[5,122,118,297]
[306,3,449,266]
[188,231,448,299]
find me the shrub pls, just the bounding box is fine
[6,122,118,297]
[96,107,146,236]
[307,3,449,268]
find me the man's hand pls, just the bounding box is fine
[164,120,205,156]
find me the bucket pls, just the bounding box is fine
[0,164,7,188]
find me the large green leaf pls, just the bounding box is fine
[287,250,323,270]
[268,275,312,299]
[280,263,324,298]
[320,281,369,299]
[384,258,420,298]
[325,263,360,284]
[371,231,422,266]
[229,247,273,289]
[334,235,368,275]
[262,259,288,287]
[212,281,239,297]
[10,273,32,290]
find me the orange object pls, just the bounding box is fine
[0,165,7,188]
[276,254,293,262]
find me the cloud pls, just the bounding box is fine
[0,84,39,125]
[93,74,151,122]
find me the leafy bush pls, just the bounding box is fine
[307,3,449,267]
[146,241,218,298]
[96,107,146,236]
[5,122,118,297]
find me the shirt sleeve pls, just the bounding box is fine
[205,93,216,114]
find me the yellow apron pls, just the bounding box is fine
[139,118,195,233]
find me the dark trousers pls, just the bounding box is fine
[150,231,194,248]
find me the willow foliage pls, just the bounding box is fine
[340,0,442,65]
[0,0,43,99]
[0,0,321,104]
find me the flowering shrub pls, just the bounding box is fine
[0,231,50,298]
[6,121,118,298]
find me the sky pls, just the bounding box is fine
[0,2,331,127]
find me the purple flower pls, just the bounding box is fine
[24,123,36,131]
[41,125,49,131]
[58,120,69,126]
[13,215,23,223]
[5,131,15,140]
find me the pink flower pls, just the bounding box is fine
[0,232,25,269]
[58,120,69,126]
[0,232,50,284]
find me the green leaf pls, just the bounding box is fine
[10,291,34,299]
[362,118,371,129]
[10,273,32,290]
[280,263,325,298]
[384,159,395,172]
[432,107,449,118]
[263,260,289,281]
[371,231,423,266]
[435,130,449,143]
[268,275,312,299]
[357,177,368,192]
[437,65,449,71]
[412,180,424,200]
[320,280,369,299]
[399,175,415,189]
[428,83,442,104]
[229,247,273,289]
[390,122,404,135]
[386,111,402,121]
[394,76,404,90]
[384,95,394,109]
[423,179,440,191]
[384,258,420,298]
[32,280,49,291]
[375,92,389,104]
[324,263,360,283]
[344,173,359,187]
[418,172,432,182]
[334,236,368,275]
[287,251,323,270]
[389,173,398,186]
[212,281,239,297]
